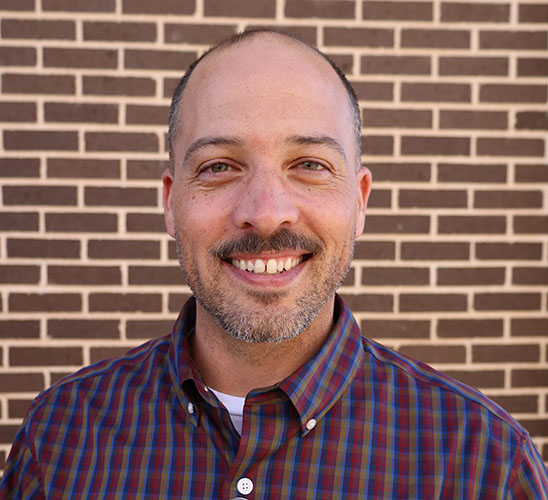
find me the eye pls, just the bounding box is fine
[208,162,230,173]
[299,160,325,171]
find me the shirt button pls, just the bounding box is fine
[306,418,317,430]
[237,477,254,495]
[187,402,194,414]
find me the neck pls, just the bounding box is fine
[191,299,335,397]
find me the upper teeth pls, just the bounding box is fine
[230,256,303,274]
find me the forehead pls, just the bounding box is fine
[174,35,354,154]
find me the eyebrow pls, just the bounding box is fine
[284,134,347,163]
[183,136,245,164]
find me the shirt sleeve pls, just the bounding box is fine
[0,424,45,500]
[508,436,548,500]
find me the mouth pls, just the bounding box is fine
[227,254,311,274]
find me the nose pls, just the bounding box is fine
[232,172,299,235]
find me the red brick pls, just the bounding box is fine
[125,49,195,70]
[516,112,548,131]
[0,102,36,122]
[439,57,508,76]
[44,48,117,69]
[168,293,193,312]
[3,185,76,206]
[0,46,36,66]
[89,293,162,312]
[4,130,78,151]
[129,266,183,285]
[440,110,507,130]
[513,267,548,285]
[127,320,174,339]
[126,213,165,232]
[438,215,506,234]
[518,419,548,438]
[0,373,44,392]
[489,395,538,414]
[246,25,318,46]
[399,189,466,208]
[361,319,430,339]
[361,56,430,75]
[402,83,470,102]
[519,4,548,23]
[7,238,80,258]
[84,21,156,42]
[338,294,393,312]
[0,0,34,9]
[400,293,467,312]
[85,187,157,207]
[354,241,395,260]
[127,160,169,180]
[441,2,510,22]
[368,189,391,208]
[88,239,160,259]
[513,216,548,234]
[83,75,155,96]
[402,136,470,156]
[512,369,548,388]
[9,293,82,312]
[48,319,120,339]
[511,318,548,337]
[165,23,236,44]
[0,212,38,231]
[285,0,354,18]
[45,102,118,124]
[368,163,430,182]
[476,242,542,260]
[122,0,194,14]
[10,347,83,366]
[324,27,393,47]
[438,267,505,286]
[474,190,542,208]
[48,265,121,285]
[46,213,118,233]
[362,267,429,286]
[515,164,548,183]
[446,370,504,389]
[363,1,432,20]
[474,293,541,311]
[1,19,75,40]
[437,319,503,338]
[2,73,75,94]
[399,345,466,364]
[0,158,40,177]
[401,28,469,48]
[126,104,168,125]
[364,108,431,128]
[47,158,120,179]
[351,81,393,101]
[402,242,469,260]
[480,84,547,103]
[8,399,33,419]
[85,132,158,152]
[0,265,40,284]
[364,215,430,234]
[43,0,114,10]
[438,163,507,183]
[477,138,544,157]
[480,30,547,50]
[90,347,132,365]
[362,135,393,155]
[0,320,40,339]
[325,53,353,74]
[518,58,548,77]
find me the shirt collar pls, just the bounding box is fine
[169,295,364,434]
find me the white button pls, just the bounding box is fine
[187,402,194,414]
[237,477,254,495]
[306,418,317,430]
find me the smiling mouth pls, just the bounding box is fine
[228,255,309,274]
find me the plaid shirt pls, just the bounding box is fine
[2,296,547,499]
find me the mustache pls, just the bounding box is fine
[212,228,324,260]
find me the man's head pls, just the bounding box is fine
[163,30,371,344]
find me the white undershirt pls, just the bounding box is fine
[209,387,245,435]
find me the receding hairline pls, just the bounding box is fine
[168,29,361,173]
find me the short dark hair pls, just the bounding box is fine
[168,28,361,173]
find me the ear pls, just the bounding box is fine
[162,168,177,239]
[354,166,372,238]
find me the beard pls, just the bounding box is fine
[174,227,354,343]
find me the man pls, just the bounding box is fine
[1,29,547,499]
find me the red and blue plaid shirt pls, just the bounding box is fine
[2,296,547,499]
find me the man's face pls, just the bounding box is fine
[163,36,370,343]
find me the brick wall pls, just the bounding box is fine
[1,0,547,469]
